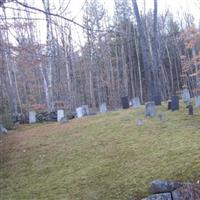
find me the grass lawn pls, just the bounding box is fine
[1,103,200,200]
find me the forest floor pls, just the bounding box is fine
[1,103,200,200]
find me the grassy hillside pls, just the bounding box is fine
[1,104,200,200]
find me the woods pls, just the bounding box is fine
[0,0,200,126]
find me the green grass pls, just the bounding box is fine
[1,103,200,200]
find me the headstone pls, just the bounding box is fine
[167,100,172,110]
[29,111,36,124]
[132,97,141,108]
[121,96,129,109]
[153,95,162,106]
[145,102,156,117]
[182,89,190,104]
[76,107,84,118]
[187,105,193,115]
[135,119,144,126]
[57,109,64,122]
[82,105,89,116]
[171,96,179,111]
[100,103,107,113]
[0,124,8,134]
[195,96,200,108]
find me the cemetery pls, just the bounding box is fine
[1,95,200,200]
[1,0,200,199]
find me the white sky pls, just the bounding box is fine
[2,0,200,45]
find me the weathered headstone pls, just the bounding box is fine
[145,102,156,117]
[135,119,144,126]
[76,107,84,118]
[0,124,8,134]
[100,103,107,113]
[195,96,200,108]
[29,111,36,124]
[187,105,193,115]
[171,96,179,111]
[182,89,190,104]
[153,95,162,106]
[167,100,172,110]
[57,109,64,122]
[121,96,129,109]
[82,105,89,116]
[132,97,141,108]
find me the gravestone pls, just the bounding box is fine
[182,89,190,104]
[145,102,156,117]
[153,95,162,106]
[195,96,200,107]
[132,97,141,108]
[167,100,172,110]
[29,111,36,124]
[57,109,64,122]
[171,96,179,111]
[187,105,193,115]
[121,96,129,109]
[100,103,107,113]
[82,105,89,116]
[0,124,8,134]
[76,107,84,118]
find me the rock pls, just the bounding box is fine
[150,180,183,194]
[145,102,156,117]
[142,193,172,200]
[82,105,90,116]
[0,124,8,134]
[172,184,200,200]
[66,112,75,120]
[59,117,68,124]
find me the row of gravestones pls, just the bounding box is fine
[28,103,108,124]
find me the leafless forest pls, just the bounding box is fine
[0,0,200,126]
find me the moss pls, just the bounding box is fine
[0,104,200,200]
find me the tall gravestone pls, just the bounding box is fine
[132,97,141,108]
[57,109,64,122]
[153,95,162,106]
[195,96,200,108]
[145,102,156,117]
[100,103,107,113]
[182,89,190,104]
[76,107,84,118]
[171,96,179,111]
[168,100,172,110]
[121,96,129,109]
[29,111,36,124]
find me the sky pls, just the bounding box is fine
[2,0,200,45]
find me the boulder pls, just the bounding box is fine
[172,184,200,200]
[142,193,172,200]
[150,180,183,194]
